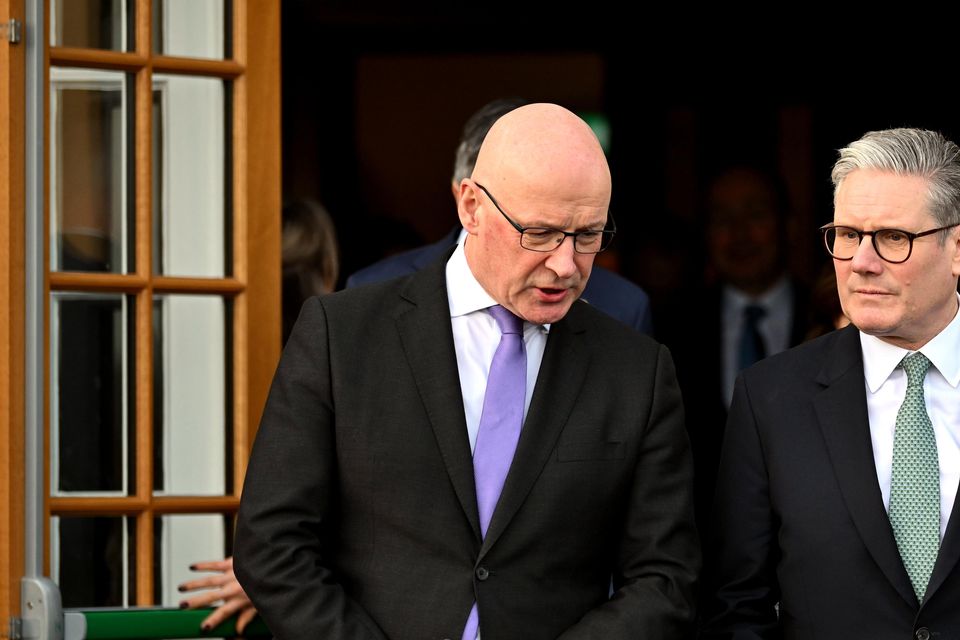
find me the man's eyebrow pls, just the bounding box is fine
[522,221,607,232]
[577,222,608,232]
[573,217,611,232]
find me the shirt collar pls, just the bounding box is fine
[446,240,497,318]
[444,240,551,332]
[860,292,960,392]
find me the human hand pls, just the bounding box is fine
[178,557,258,633]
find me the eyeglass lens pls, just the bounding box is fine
[824,226,912,262]
[520,229,609,253]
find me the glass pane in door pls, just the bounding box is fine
[51,293,133,495]
[152,295,230,496]
[51,516,136,607]
[50,68,133,273]
[152,74,228,278]
[153,514,230,606]
[153,0,228,59]
[50,0,133,52]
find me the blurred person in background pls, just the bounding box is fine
[177,197,340,634]
[659,165,809,531]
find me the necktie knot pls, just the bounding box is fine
[489,305,524,335]
[900,352,932,387]
[744,304,767,324]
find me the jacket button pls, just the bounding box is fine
[916,628,931,640]
[476,567,490,581]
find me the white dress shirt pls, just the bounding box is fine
[861,294,960,540]
[445,241,549,453]
[720,277,794,407]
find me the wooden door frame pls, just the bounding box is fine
[1,0,26,626]
[0,0,280,621]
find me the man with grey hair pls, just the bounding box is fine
[346,98,654,334]
[702,128,960,638]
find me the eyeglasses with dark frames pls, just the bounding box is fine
[474,183,616,254]
[820,223,960,264]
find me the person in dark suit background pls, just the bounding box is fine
[659,166,809,530]
[346,97,655,335]
[702,128,960,638]
[234,103,699,639]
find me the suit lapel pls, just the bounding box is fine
[926,479,960,601]
[395,254,481,540]
[814,325,917,608]
[478,302,590,559]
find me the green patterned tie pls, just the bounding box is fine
[889,352,940,601]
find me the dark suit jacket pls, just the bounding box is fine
[701,325,960,639]
[345,228,655,335]
[658,283,809,530]
[235,251,699,640]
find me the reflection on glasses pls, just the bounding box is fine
[475,183,615,254]
[820,223,959,264]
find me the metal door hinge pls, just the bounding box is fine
[0,19,22,44]
[5,617,23,639]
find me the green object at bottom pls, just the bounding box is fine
[74,607,271,639]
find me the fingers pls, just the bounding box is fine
[200,597,256,632]
[236,606,258,634]
[180,557,257,634]
[215,579,247,600]
[188,558,233,572]
[179,589,224,610]
[178,576,239,608]
[178,573,231,593]
[180,581,252,611]
[200,607,228,632]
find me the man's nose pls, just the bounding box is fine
[850,234,884,274]
[544,236,580,279]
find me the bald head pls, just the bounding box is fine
[456,103,613,325]
[471,103,611,205]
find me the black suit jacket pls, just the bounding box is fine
[701,325,960,639]
[659,283,809,530]
[345,228,655,335]
[235,251,699,640]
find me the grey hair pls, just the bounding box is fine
[451,97,529,184]
[832,128,960,234]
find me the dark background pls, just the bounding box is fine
[280,3,960,308]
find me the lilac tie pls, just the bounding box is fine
[461,305,526,640]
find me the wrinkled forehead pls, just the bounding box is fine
[486,176,612,226]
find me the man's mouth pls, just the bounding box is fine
[535,286,570,302]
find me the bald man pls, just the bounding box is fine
[234,104,699,639]
[345,97,654,335]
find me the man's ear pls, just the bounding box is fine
[457,180,482,234]
[951,226,960,278]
